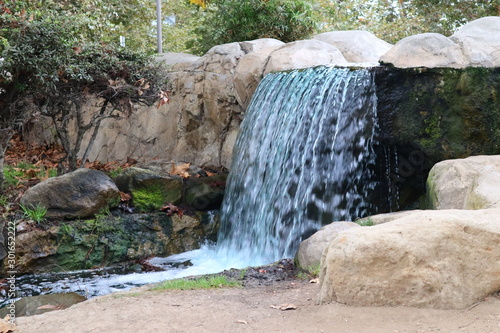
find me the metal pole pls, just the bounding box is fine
[156,0,162,54]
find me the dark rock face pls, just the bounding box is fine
[0,211,220,275]
[20,169,120,219]
[373,67,500,211]
[184,175,226,210]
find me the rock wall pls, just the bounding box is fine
[30,17,500,175]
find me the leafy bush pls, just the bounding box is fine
[189,0,318,55]
[0,9,169,171]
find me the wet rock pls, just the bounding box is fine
[113,167,183,212]
[426,155,500,209]
[318,209,500,309]
[1,211,220,275]
[0,293,86,317]
[184,174,227,210]
[20,169,120,219]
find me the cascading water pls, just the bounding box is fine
[216,66,379,266]
[8,66,381,304]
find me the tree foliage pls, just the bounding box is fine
[188,0,318,55]
[0,3,169,178]
[315,0,499,43]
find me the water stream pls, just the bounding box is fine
[7,65,380,305]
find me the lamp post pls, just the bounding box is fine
[156,0,162,54]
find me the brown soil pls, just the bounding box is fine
[14,265,500,333]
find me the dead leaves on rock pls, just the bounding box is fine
[160,203,184,218]
[0,315,16,333]
[169,162,190,179]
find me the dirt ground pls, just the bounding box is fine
[14,275,500,333]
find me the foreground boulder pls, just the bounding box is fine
[318,209,500,309]
[426,155,500,209]
[295,222,360,270]
[20,169,120,219]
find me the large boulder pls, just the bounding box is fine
[234,43,284,109]
[113,167,183,212]
[295,222,360,270]
[20,169,120,219]
[264,40,348,75]
[318,209,500,309]
[426,155,500,210]
[313,30,392,63]
[380,33,468,68]
[450,16,500,67]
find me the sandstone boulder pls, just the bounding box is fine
[379,33,467,68]
[426,155,500,210]
[295,222,360,270]
[20,169,120,219]
[155,52,200,71]
[313,30,392,63]
[264,40,348,75]
[450,16,500,67]
[318,209,500,309]
[234,44,284,109]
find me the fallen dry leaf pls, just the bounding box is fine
[236,320,248,325]
[270,303,298,311]
[169,162,190,179]
[0,315,16,333]
[119,192,132,202]
[36,304,65,311]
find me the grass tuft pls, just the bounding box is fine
[150,275,241,291]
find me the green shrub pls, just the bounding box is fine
[189,0,318,54]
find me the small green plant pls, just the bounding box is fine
[239,268,248,280]
[0,195,8,207]
[297,263,321,280]
[355,217,374,227]
[19,203,48,223]
[4,165,23,186]
[108,167,123,179]
[150,275,241,291]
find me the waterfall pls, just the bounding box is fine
[216,66,379,266]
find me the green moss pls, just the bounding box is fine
[132,184,166,212]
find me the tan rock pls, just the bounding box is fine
[318,209,500,309]
[313,30,392,63]
[295,222,360,270]
[450,16,500,67]
[426,155,500,210]
[264,40,348,75]
[380,33,467,68]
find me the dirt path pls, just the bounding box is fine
[15,279,500,333]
